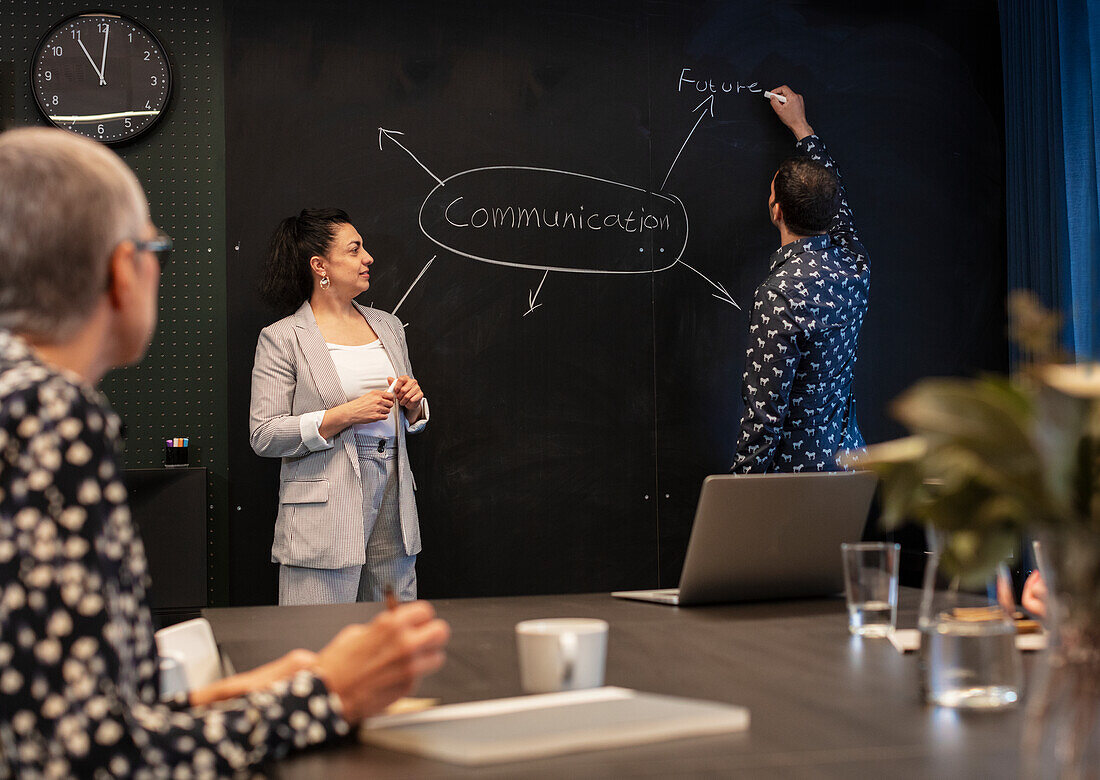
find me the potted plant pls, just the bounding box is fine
[850,292,1100,772]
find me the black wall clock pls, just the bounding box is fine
[31,11,172,145]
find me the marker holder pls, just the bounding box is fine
[165,438,189,467]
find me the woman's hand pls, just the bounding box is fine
[188,648,318,707]
[387,375,425,423]
[188,601,449,721]
[346,389,397,423]
[318,377,421,439]
[387,375,424,411]
[309,601,450,723]
[319,390,396,438]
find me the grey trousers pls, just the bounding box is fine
[278,434,417,605]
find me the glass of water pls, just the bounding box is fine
[840,542,900,637]
[917,529,1023,710]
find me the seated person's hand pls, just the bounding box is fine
[310,601,450,723]
[189,648,318,707]
[1022,570,1048,619]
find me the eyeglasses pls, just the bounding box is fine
[134,231,173,265]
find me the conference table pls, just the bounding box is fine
[203,590,1027,777]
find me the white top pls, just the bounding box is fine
[328,340,397,439]
[298,339,428,451]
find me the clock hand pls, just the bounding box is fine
[98,24,109,86]
[77,36,105,83]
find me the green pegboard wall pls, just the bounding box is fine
[0,1,229,606]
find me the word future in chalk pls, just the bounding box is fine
[678,68,765,96]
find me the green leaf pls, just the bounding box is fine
[893,378,1035,462]
[940,526,1019,587]
[859,322,1100,580]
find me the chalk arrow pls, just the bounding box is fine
[391,256,435,316]
[660,95,714,191]
[378,128,445,187]
[677,258,741,310]
[524,270,550,317]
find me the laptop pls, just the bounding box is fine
[612,471,878,606]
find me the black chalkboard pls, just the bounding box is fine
[224,0,1006,604]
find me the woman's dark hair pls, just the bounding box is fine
[773,156,840,237]
[260,207,350,314]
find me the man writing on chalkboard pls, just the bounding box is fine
[731,86,869,474]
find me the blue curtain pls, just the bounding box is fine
[1001,0,1100,360]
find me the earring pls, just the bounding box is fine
[319,273,330,290]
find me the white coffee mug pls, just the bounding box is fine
[515,618,609,693]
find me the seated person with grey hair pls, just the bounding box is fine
[0,127,450,776]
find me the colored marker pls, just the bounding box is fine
[764,91,788,104]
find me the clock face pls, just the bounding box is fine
[31,13,172,144]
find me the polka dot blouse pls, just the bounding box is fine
[0,332,350,777]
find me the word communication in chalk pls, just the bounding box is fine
[763,91,788,104]
[381,120,740,316]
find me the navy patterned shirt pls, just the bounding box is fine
[732,135,869,474]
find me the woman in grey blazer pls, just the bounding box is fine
[250,208,429,605]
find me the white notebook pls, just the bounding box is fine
[360,686,749,766]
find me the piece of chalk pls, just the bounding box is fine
[386,378,399,394]
[764,91,788,104]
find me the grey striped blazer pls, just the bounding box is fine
[249,301,427,569]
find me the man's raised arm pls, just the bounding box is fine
[766,86,866,259]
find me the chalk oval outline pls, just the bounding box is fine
[418,165,688,274]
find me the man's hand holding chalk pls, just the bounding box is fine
[766,86,814,141]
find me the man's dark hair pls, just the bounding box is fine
[260,207,350,315]
[773,156,840,237]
